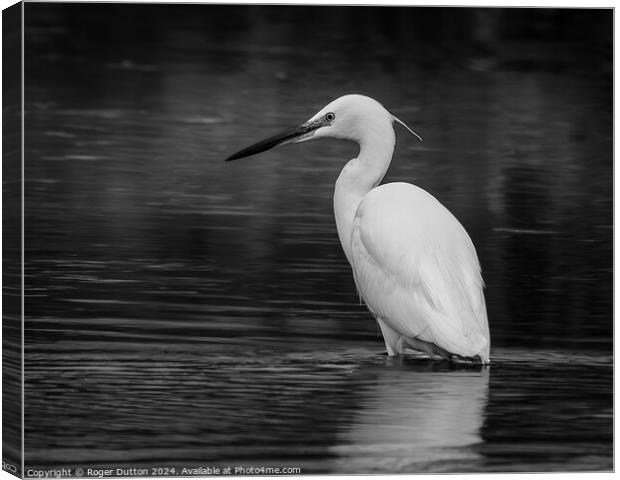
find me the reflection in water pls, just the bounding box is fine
[330,362,489,473]
[24,343,611,473]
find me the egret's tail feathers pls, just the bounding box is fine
[424,310,490,361]
[469,332,489,356]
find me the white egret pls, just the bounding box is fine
[227,94,490,364]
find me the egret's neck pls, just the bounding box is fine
[334,125,395,265]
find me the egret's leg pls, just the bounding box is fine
[376,318,400,356]
[377,318,452,361]
[449,353,484,365]
[401,336,452,361]
[395,337,409,355]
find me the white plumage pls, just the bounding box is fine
[351,183,489,361]
[227,94,491,363]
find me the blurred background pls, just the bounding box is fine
[21,4,612,474]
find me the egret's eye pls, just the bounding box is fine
[325,112,335,122]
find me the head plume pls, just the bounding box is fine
[391,114,423,142]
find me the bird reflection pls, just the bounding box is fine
[329,360,489,473]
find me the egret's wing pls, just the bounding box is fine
[350,183,490,359]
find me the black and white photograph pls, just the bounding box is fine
[2,1,614,477]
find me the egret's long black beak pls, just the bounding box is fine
[226,119,323,162]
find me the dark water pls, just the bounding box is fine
[22,5,612,474]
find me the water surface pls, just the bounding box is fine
[22,5,612,474]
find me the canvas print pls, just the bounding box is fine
[2,2,613,476]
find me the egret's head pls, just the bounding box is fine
[303,94,393,143]
[226,94,421,162]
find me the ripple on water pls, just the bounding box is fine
[24,340,611,472]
